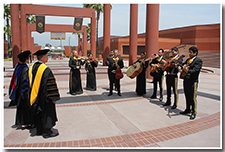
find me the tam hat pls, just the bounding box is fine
[33,49,50,56]
[17,50,31,59]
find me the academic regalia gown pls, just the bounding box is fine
[85,59,98,91]
[8,63,31,126]
[69,57,84,95]
[29,61,60,135]
[134,58,149,95]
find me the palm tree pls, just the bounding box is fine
[4,4,36,52]
[83,4,104,57]
[4,4,11,48]
[86,23,91,42]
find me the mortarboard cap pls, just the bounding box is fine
[33,49,50,56]
[17,50,31,59]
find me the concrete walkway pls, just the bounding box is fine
[3,58,221,148]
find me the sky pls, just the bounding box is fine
[5,3,222,47]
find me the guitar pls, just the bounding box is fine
[180,58,193,79]
[161,55,185,71]
[126,54,156,79]
[150,63,163,73]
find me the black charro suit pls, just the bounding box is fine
[183,56,203,115]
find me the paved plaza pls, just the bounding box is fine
[3,58,221,148]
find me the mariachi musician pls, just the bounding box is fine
[179,46,202,120]
[162,47,183,109]
[105,50,117,91]
[69,50,85,95]
[149,49,165,101]
[85,53,98,91]
[133,52,149,96]
[107,49,124,96]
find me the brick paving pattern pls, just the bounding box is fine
[3,58,221,148]
[4,112,220,148]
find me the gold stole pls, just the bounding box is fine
[29,63,48,106]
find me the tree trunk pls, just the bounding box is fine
[6,17,10,49]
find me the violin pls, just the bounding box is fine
[89,59,98,63]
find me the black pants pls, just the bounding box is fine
[166,74,178,106]
[152,75,164,98]
[184,79,198,115]
[109,72,120,93]
[108,69,117,89]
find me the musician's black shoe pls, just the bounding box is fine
[118,92,121,96]
[163,102,171,106]
[159,97,163,102]
[190,113,196,120]
[171,105,177,109]
[180,110,191,115]
[108,93,113,96]
[150,95,157,99]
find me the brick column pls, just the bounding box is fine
[91,11,96,58]
[145,4,159,79]
[103,4,111,66]
[129,4,138,66]
[10,4,20,67]
[83,29,87,57]
[20,4,28,51]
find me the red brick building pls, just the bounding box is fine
[97,23,220,59]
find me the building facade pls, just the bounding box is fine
[97,23,220,60]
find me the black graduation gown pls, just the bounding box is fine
[134,58,149,95]
[69,57,85,95]
[30,62,60,134]
[9,64,31,126]
[85,60,98,91]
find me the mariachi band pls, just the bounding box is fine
[68,47,202,120]
[8,46,202,138]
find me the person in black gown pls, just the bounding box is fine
[8,50,32,129]
[69,51,85,95]
[133,52,149,96]
[85,53,98,91]
[29,49,60,138]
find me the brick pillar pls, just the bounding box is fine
[129,4,138,66]
[91,11,96,58]
[21,4,28,51]
[78,38,82,56]
[10,4,20,67]
[83,29,87,57]
[103,4,111,66]
[145,4,159,79]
